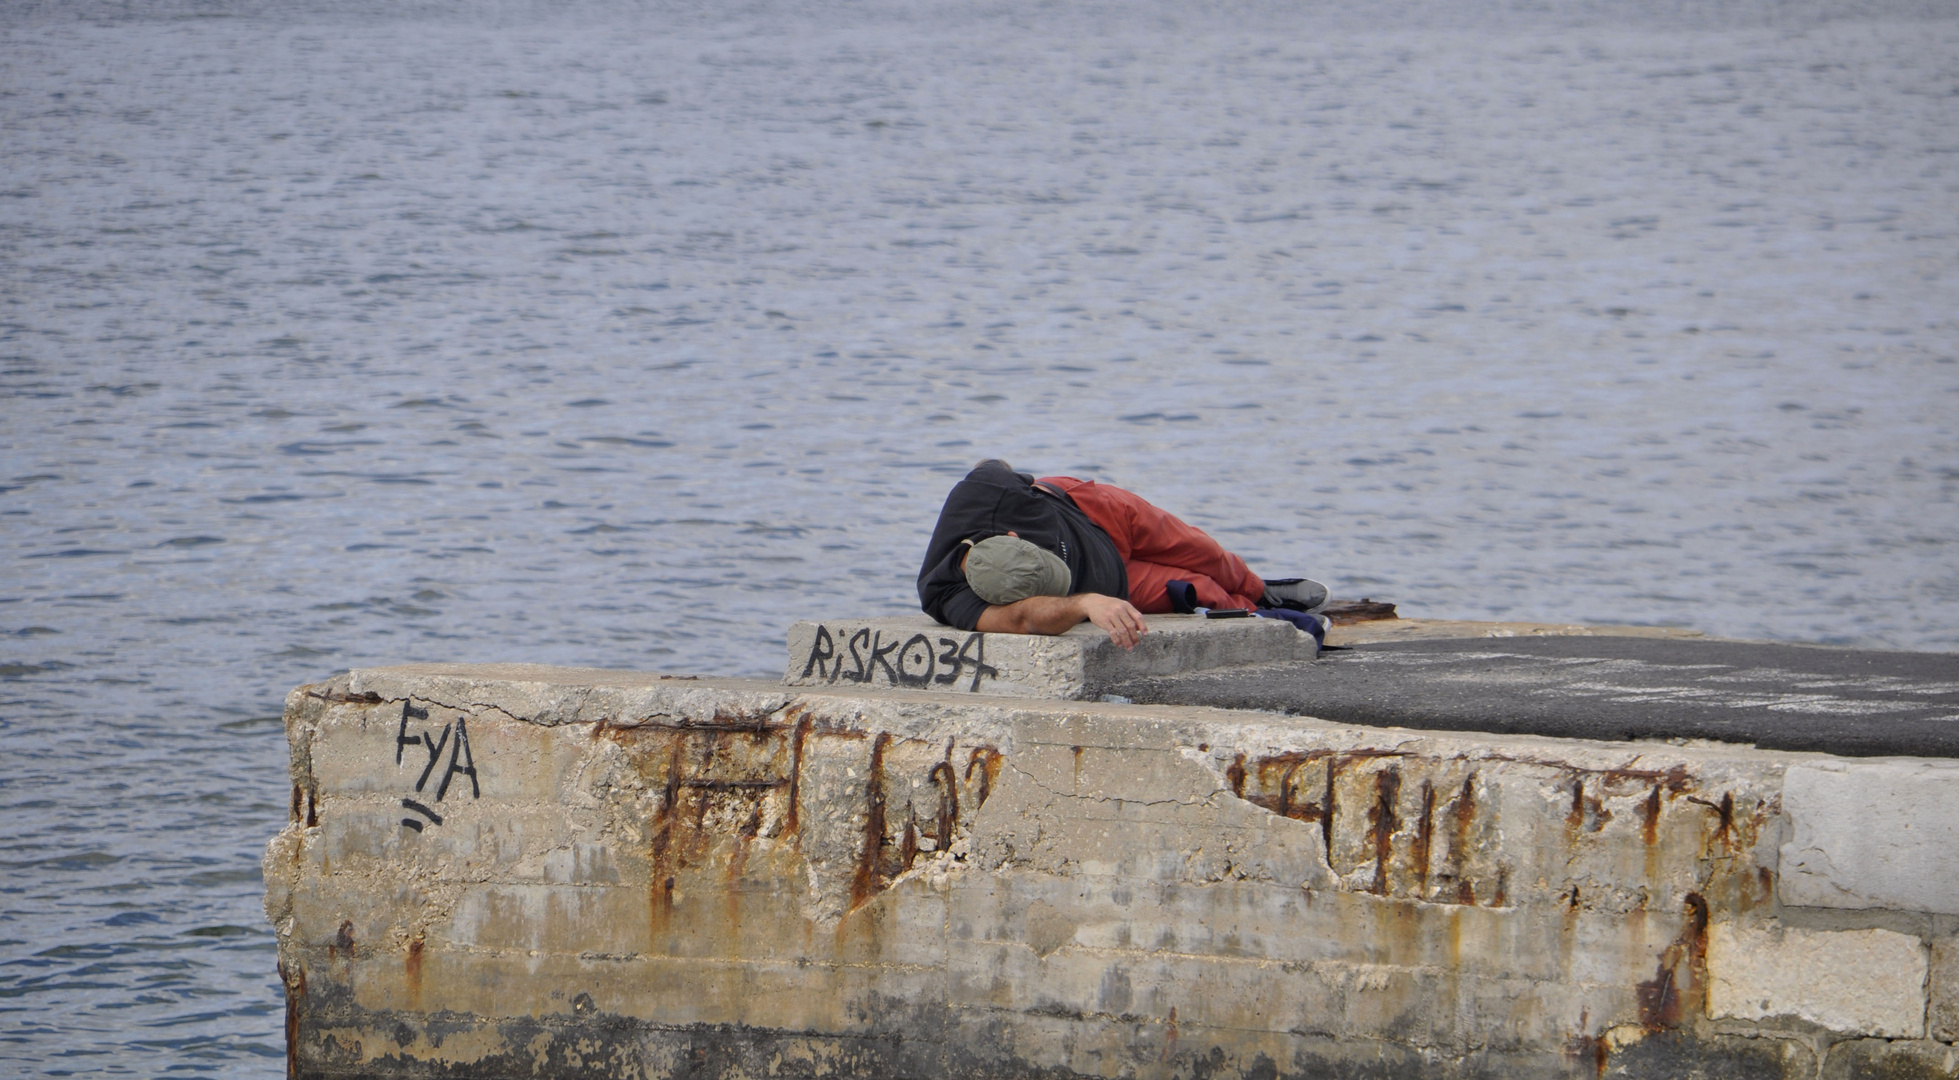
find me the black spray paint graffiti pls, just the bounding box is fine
[395,701,479,831]
[799,626,1000,692]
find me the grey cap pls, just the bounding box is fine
[964,535,1072,605]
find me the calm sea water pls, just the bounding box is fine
[3,0,1956,1073]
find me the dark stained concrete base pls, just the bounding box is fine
[1104,635,1959,759]
[288,998,1848,1080]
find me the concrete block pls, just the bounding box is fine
[444,883,665,955]
[1931,931,1959,1043]
[1599,1030,1819,1080]
[784,614,1314,699]
[296,946,950,1037]
[280,863,467,954]
[1819,1039,1959,1080]
[1706,921,1927,1037]
[1004,945,1604,1056]
[947,869,1593,983]
[1780,759,1959,916]
[310,798,612,879]
[964,733,1335,891]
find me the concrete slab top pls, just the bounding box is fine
[1104,633,1959,758]
[1327,617,1703,647]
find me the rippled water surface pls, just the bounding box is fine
[3,0,1956,1072]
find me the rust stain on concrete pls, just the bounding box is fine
[1636,891,1709,1030]
[404,934,423,1011]
[1369,766,1402,895]
[928,739,958,851]
[1641,784,1662,845]
[1686,791,1736,853]
[279,960,303,1080]
[1412,779,1436,897]
[965,746,1001,810]
[850,733,892,912]
[785,713,810,836]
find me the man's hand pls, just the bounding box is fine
[974,593,1149,649]
[1074,593,1148,649]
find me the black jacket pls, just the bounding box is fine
[917,460,1129,630]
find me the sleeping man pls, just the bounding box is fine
[916,460,1326,649]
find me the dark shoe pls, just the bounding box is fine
[1260,577,1328,612]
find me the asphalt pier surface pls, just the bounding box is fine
[1106,634,1959,759]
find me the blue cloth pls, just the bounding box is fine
[1254,607,1326,652]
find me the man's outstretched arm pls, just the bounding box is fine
[975,593,1148,649]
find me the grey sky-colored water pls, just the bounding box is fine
[2,0,1956,1073]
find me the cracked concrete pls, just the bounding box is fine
[267,651,1959,1079]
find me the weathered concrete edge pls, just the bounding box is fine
[1327,617,1706,647]
[325,662,1791,765]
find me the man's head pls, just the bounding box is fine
[963,535,1071,605]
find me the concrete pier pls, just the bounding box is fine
[264,619,1959,1079]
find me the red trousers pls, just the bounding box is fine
[1037,477,1265,613]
